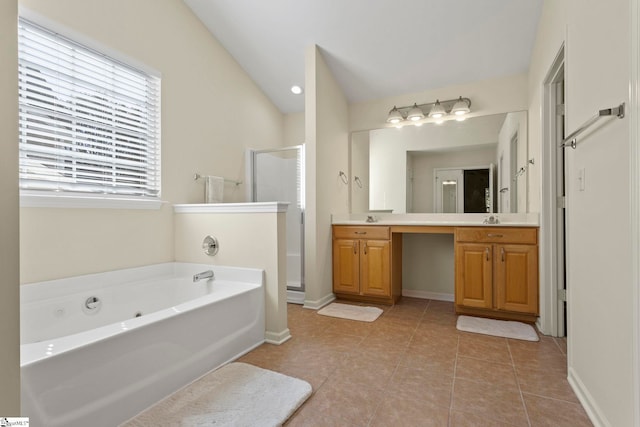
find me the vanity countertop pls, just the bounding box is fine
[331,213,539,227]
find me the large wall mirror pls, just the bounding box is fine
[350,111,529,214]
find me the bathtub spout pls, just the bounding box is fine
[193,270,214,282]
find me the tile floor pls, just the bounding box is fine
[238,299,593,427]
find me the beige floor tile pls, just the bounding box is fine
[449,410,518,426]
[455,356,519,390]
[457,333,513,364]
[523,393,593,426]
[452,378,529,425]
[369,394,450,427]
[386,365,453,408]
[516,366,579,403]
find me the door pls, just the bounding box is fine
[455,243,493,308]
[360,239,391,297]
[435,169,464,213]
[495,244,539,314]
[332,239,360,294]
[251,146,305,291]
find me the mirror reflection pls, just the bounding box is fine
[350,111,528,214]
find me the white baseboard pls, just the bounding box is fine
[286,290,305,304]
[402,289,454,302]
[303,293,335,310]
[264,328,292,345]
[567,367,609,427]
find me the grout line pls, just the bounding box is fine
[448,334,460,427]
[508,339,532,427]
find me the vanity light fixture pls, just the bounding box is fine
[385,96,472,125]
[428,100,446,119]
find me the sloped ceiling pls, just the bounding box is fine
[184,0,542,113]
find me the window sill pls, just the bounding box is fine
[20,192,164,210]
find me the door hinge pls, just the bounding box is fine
[557,196,566,209]
[557,104,565,116]
[558,289,567,302]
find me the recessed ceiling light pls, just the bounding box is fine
[291,85,303,95]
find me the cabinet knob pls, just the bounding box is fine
[353,241,357,255]
[487,233,504,238]
[501,247,505,262]
[354,231,367,235]
[363,241,368,255]
[485,247,490,261]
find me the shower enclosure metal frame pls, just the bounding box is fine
[248,145,305,292]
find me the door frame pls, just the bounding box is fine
[540,45,566,337]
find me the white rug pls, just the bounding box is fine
[317,302,383,322]
[123,362,312,427]
[456,315,539,341]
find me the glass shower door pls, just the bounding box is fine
[251,146,304,291]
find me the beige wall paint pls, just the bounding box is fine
[284,111,305,147]
[18,0,284,283]
[349,73,528,133]
[304,46,349,308]
[0,0,20,415]
[174,210,289,343]
[529,0,635,425]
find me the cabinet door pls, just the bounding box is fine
[455,243,493,308]
[360,239,391,297]
[333,239,360,294]
[495,244,538,314]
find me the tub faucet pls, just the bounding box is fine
[193,270,214,282]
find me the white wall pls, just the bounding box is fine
[350,131,370,212]
[409,146,497,213]
[174,209,289,344]
[304,45,350,308]
[0,0,20,415]
[529,0,636,425]
[284,111,305,147]
[496,111,528,213]
[369,114,505,213]
[18,0,284,283]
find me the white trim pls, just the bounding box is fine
[264,328,292,345]
[286,290,306,304]
[20,192,163,210]
[629,0,640,424]
[303,293,335,310]
[173,202,289,214]
[402,289,454,302]
[568,368,610,427]
[539,44,566,337]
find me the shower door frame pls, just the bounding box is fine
[248,145,305,292]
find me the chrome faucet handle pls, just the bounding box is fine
[202,235,219,256]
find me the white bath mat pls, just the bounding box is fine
[456,315,539,341]
[122,362,312,427]
[317,302,383,322]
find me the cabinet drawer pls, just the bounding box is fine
[333,226,390,240]
[456,227,537,244]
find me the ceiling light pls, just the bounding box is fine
[386,106,404,124]
[451,96,471,116]
[407,103,425,121]
[290,85,303,95]
[428,100,446,119]
[385,97,471,126]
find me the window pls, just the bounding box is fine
[18,19,161,207]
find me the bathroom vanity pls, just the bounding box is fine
[332,214,539,322]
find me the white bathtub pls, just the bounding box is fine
[20,262,265,427]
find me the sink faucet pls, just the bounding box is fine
[483,215,500,224]
[193,270,214,282]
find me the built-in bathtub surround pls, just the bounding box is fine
[20,262,265,427]
[173,202,290,344]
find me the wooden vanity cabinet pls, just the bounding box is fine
[455,227,539,322]
[332,225,401,305]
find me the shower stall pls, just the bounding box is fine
[249,146,305,303]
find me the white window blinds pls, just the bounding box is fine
[18,19,161,199]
